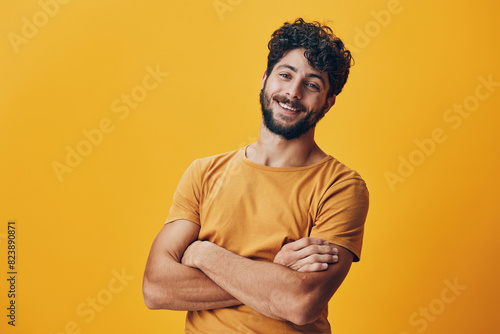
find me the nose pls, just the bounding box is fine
[286,80,302,100]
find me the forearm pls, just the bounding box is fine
[187,241,338,324]
[143,257,241,311]
[142,220,241,311]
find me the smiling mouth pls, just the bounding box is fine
[278,101,300,112]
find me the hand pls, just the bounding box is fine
[181,240,204,268]
[274,237,339,272]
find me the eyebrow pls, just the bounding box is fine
[276,64,326,85]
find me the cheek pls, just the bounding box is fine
[312,95,328,109]
[265,79,282,94]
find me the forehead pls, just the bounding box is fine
[273,48,328,81]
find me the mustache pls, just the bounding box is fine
[273,95,305,112]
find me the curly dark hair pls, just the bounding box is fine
[266,18,353,97]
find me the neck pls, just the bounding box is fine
[246,120,327,168]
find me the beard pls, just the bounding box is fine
[259,88,328,140]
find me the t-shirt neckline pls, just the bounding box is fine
[240,145,333,172]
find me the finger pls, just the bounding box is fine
[287,237,330,251]
[293,253,338,270]
[322,242,340,255]
[298,263,328,273]
[307,253,338,264]
[294,244,338,261]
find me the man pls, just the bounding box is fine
[143,18,369,333]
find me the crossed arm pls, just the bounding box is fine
[142,219,354,325]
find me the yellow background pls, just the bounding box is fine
[1,0,499,333]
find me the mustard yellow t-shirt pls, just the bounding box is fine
[166,146,369,333]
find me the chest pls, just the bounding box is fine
[198,166,320,261]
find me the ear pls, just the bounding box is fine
[261,70,268,89]
[323,95,336,114]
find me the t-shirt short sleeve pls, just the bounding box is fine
[310,177,369,262]
[165,160,202,226]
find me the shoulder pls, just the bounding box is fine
[320,156,367,190]
[190,147,245,175]
[314,156,370,209]
[196,147,243,165]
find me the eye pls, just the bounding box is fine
[307,83,320,91]
[279,73,291,79]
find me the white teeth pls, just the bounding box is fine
[278,102,298,111]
